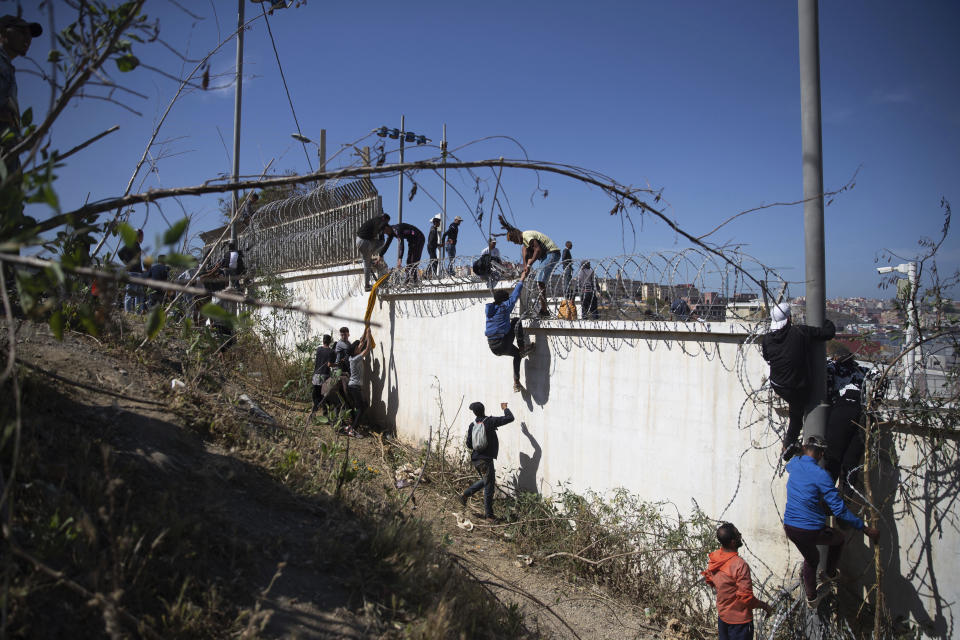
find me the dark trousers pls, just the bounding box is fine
[406,237,424,265]
[427,245,439,275]
[582,291,599,319]
[488,318,526,380]
[783,524,846,599]
[347,384,365,427]
[719,619,754,640]
[464,459,496,517]
[773,385,808,446]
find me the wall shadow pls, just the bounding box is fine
[367,300,399,434]
[522,335,551,409]
[510,422,542,494]
[840,431,956,639]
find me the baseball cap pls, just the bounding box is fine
[0,15,42,37]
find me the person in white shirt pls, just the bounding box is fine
[480,239,505,289]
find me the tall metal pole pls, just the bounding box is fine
[396,115,405,264]
[318,128,327,186]
[905,261,919,392]
[441,124,447,267]
[229,0,245,248]
[798,0,828,441]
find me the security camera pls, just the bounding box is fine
[876,267,894,274]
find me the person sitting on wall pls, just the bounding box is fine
[702,522,772,640]
[761,302,835,460]
[355,213,390,291]
[485,278,534,393]
[346,327,374,435]
[783,435,879,609]
[506,227,561,318]
[458,401,515,521]
[379,221,425,284]
[479,238,506,289]
[671,297,692,321]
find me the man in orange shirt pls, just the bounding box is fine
[702,522,773,640]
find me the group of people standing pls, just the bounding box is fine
[116,226,245,321]
[355,212,464,291]
[309,325,374,436]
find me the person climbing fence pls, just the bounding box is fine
[485,279,534,392]
[782,435,879,609]
[379,222,424,284]
[761,302,835,460]
[505,226,560,318]
[355,213,390,291]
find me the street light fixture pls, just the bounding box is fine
[290,130,327,181]
[877,262,919,393]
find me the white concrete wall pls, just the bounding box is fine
[279,266,958,637]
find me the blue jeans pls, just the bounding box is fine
[464,459,496,517]
[124,272,144,313]
[537,250,561,284]
[446,243,456,275]
[719,620,753,640]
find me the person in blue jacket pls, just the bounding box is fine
[783,435,880,608]
[485,279,534,392]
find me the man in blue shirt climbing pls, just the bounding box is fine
[485,278,534,392]
[783,435,880,608]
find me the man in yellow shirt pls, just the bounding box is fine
[506,228,560,318]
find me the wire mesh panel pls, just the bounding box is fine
[200,178,382,273]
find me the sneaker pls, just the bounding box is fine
[458,493,467,507]
[817,569,840,589]
[805,592,824,609]
[781,441,801,462]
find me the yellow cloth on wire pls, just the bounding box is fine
[363,272,390,350]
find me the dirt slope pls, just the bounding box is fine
[9,322,660,639]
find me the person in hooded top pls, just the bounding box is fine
[760,302,835,459]
[702,522,772,640]
[458,400,514,520]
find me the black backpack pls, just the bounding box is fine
[472,254,492,277]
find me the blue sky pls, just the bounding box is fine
[17,0,960,298]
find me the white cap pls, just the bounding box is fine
[432,213,441,221]
[769,302,791,331]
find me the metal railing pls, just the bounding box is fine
[201,178,382,273]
